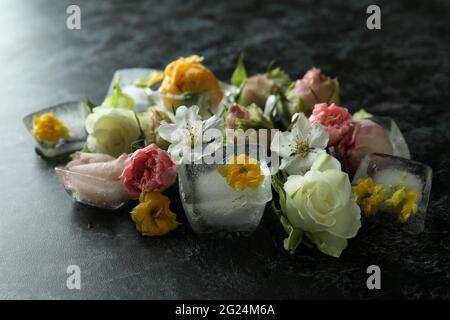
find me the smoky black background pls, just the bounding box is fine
[0,0,449,299]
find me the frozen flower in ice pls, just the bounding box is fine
[336,119,393,177]
[270,113,329,175]
[131,192,179,236]
[217,155,264,191]
[158,105,224,164]
[385,187,420,222]
[32,112,69,145]
[352,177,386,215]
[102,79,135,110]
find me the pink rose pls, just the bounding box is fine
[121,144,178,199]
[290,68,339,116]
[336,120,393,176]
[309,103,352,146]
[225,104,250,129]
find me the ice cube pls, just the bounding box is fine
[23,101,88,158]
[105,68,162,112]
[365,116,411,159]
[178,147,272,233]
[353,153,432,234]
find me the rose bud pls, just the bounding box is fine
[239,74,275,108]
[142,106,172,150]
[336,119,393,176]
[309,103,352,147]
[289,68,339,117]
[225,103,273,130]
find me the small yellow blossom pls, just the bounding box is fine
[159,55,223,113]
[131,192,179,236]
[32,112,69,144]
[218,155,264,191]
[352,177,386,215]
[385,187,420,222]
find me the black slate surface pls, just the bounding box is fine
[0,0,449,299]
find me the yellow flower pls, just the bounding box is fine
[385,187,420,222]
[217,155,264,191]
[159,55,224,114]
[32,112,69,144]
[131,192,179,236]
[352,177,386,215]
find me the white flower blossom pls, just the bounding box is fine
[270,113,329,174]
[158,105,224,164]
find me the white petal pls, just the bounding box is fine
[309,124,329,149]
[292,113,312,141]
[158,121,177,142]
[204,113,224,131]
[271,131,295,158]
[310,153,341,172]
[327,199,361,239]
[306,231,348,258]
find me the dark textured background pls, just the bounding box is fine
[0,0,449,299]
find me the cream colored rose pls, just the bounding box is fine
[85,106,140,157]
[283,153,361,257]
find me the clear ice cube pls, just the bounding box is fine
[353,153,432,234]
[178,146,272,233]
[106,68,161,112]
[23,101,88,158]
[365,116,411,159]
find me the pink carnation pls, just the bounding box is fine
[121,144,178,199]
[336,120,393,176]
[309,103,352,146]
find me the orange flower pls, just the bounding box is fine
[218,155,264,191]
[159,55,223,114]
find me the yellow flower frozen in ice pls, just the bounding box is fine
[131,192,179,236]
[385,187,420,222]
[32,112,69,144]
[218,155,264,191]
[352,177,386,215]
[159,55,223,115]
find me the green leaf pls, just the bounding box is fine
[231,52,247,87]
[84,97,96,113]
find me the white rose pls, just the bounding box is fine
[283,153,361,257]
[85,106,140,157]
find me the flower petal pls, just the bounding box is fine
[309,124,329,149]
[271,131,295,158]
[306,231,348,258]
[327,199,361,239]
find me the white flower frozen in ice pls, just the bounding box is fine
[158,105,224,164]
[270,113,329,174]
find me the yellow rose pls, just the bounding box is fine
[131,192,179,236]
[159,55,223,116]
[32,112,69,145]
